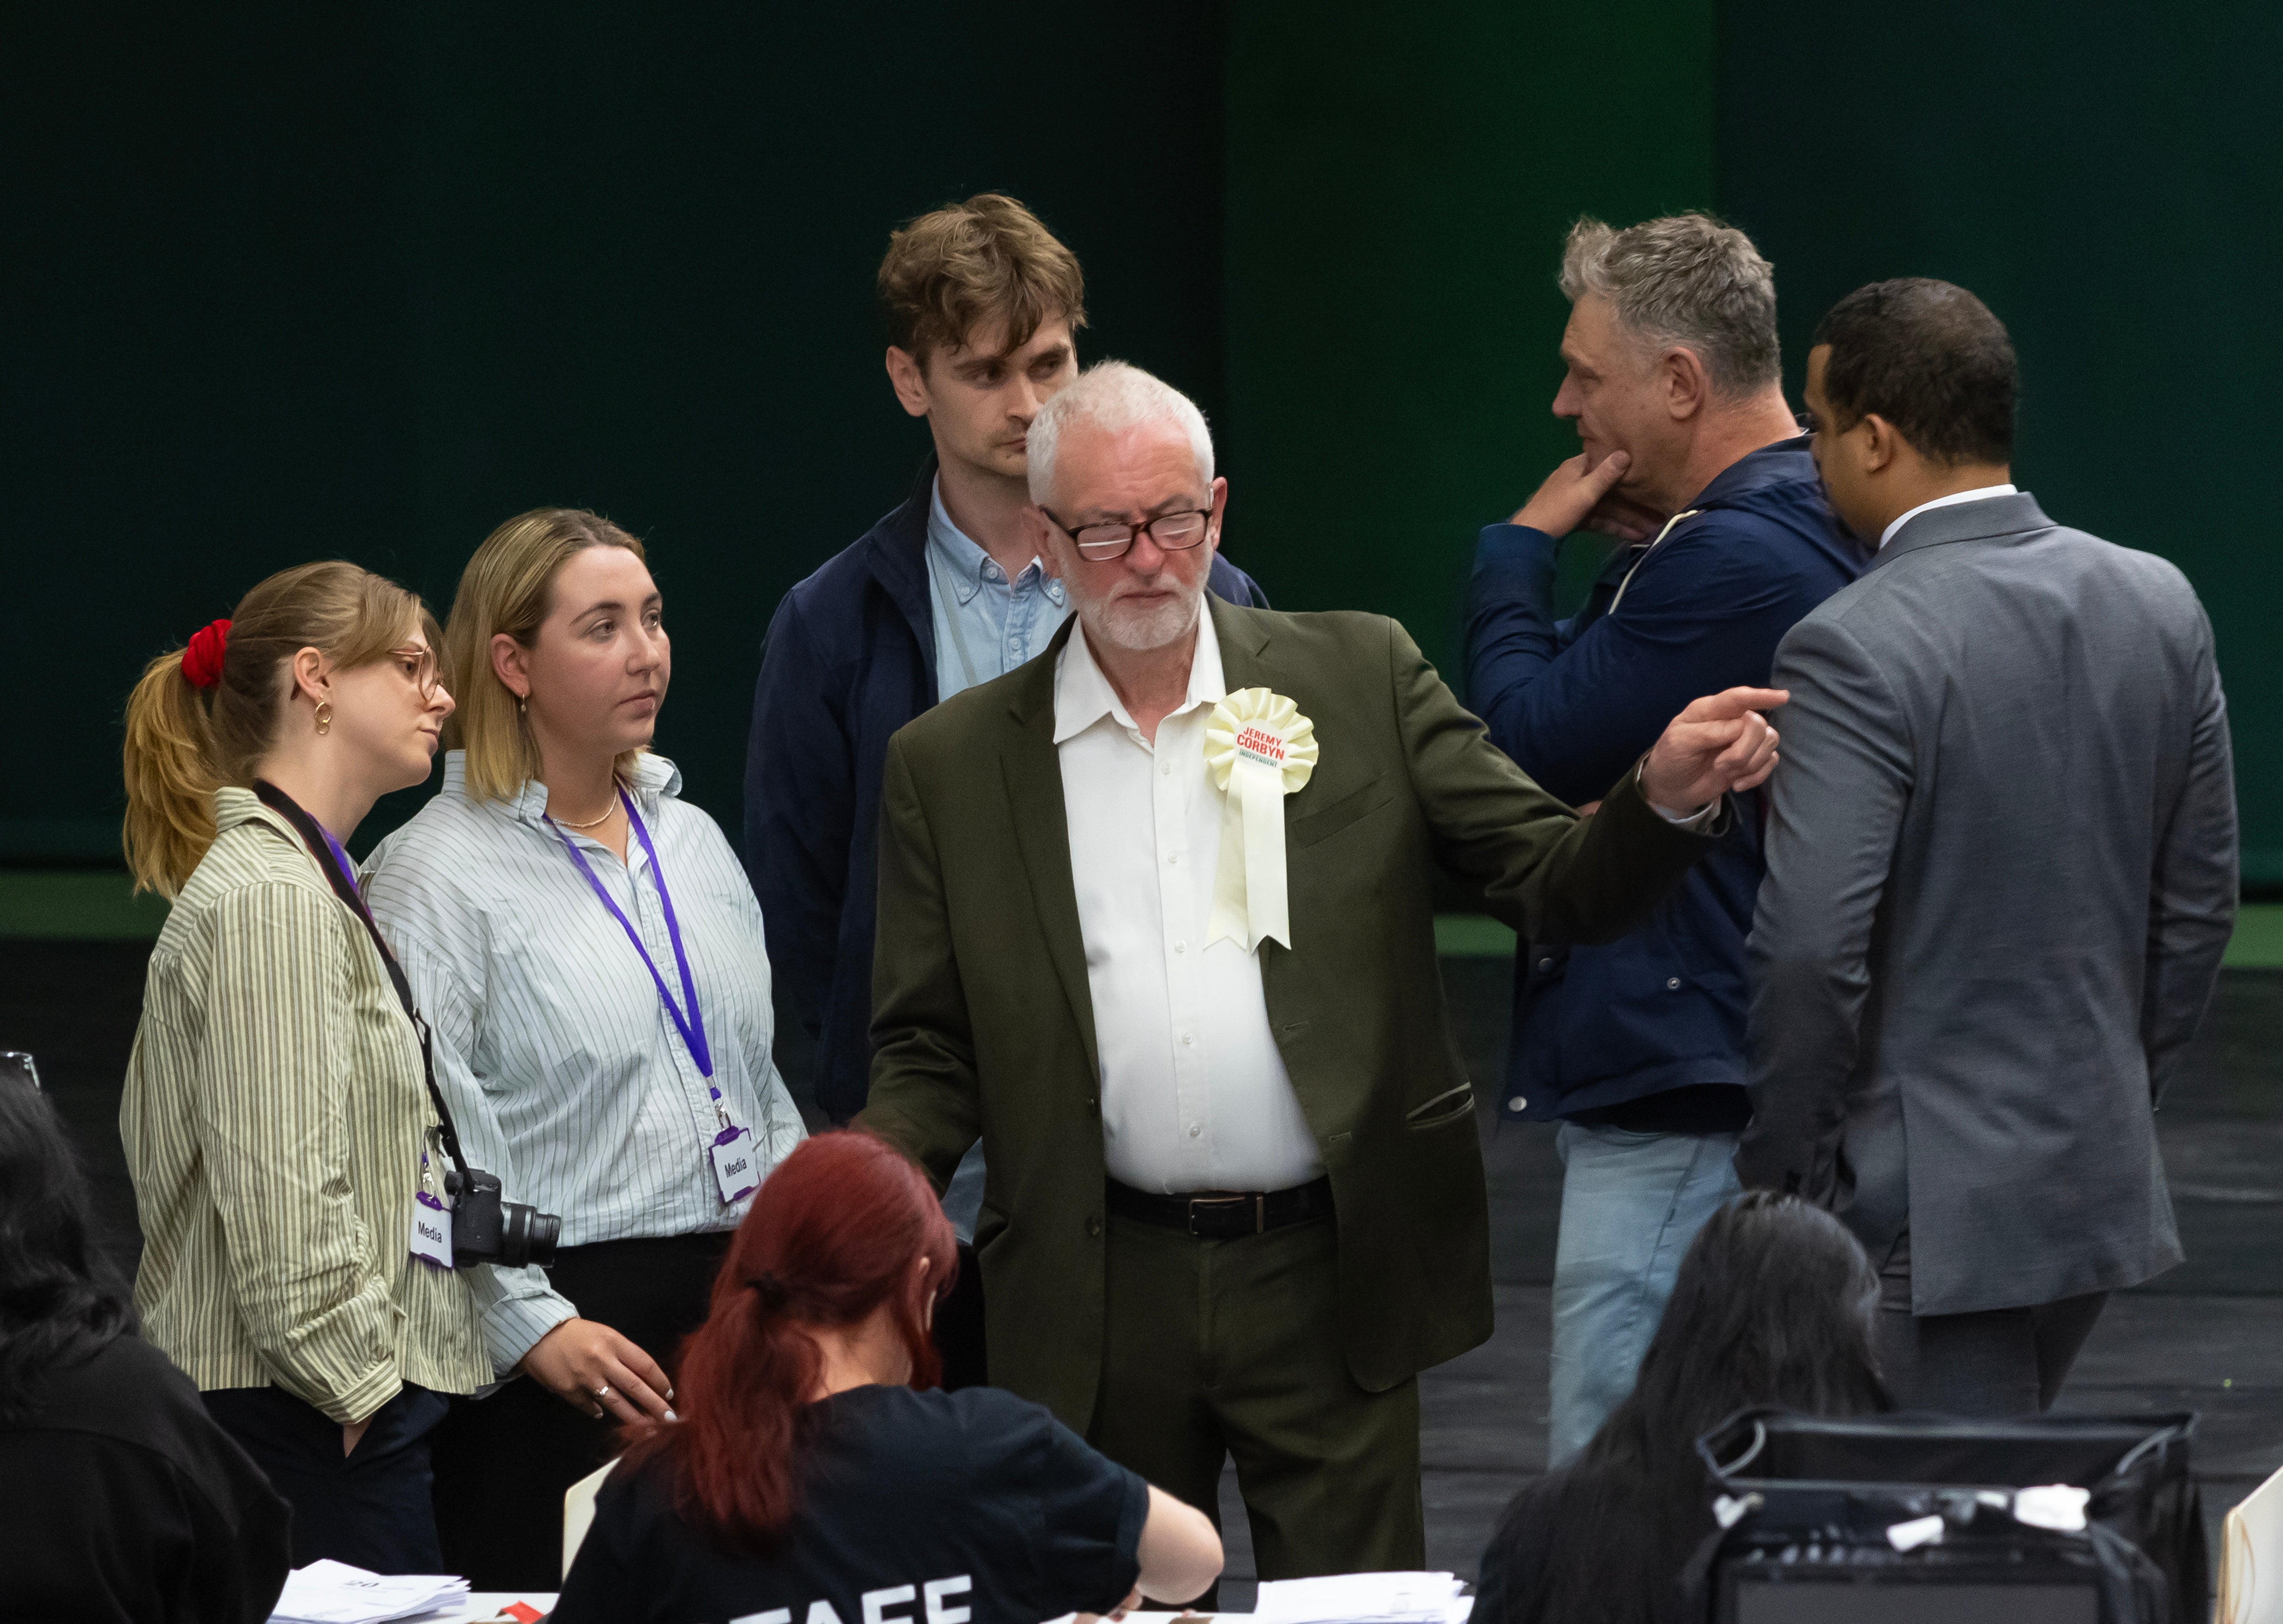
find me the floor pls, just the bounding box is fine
[10,943,2278,1606]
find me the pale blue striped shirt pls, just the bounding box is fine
[363,751,805,1371]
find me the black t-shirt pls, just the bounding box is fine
[553,1383,1149,1624]
[0,1333,292,1624]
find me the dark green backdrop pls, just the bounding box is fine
[5,1,1229,859]
[1714,0,2283,883]
[10,3,2277,880]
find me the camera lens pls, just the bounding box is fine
[499,1200,562,1269]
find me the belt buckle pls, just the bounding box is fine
[1185,1194,1267,1237]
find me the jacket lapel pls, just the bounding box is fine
[1000,617,1102,1083]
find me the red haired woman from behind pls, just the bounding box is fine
[552,1132,1220,1623]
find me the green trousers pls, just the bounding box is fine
[1089,1208,1424,1595]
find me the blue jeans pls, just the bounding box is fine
[1547,1122,1740,1467]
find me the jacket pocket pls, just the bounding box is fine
[1405,1084,1475,1130]
[1290,772,1397,849]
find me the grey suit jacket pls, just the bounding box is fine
[1737,492,2236,1316]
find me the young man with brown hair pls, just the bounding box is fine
[743,194,1268,1187]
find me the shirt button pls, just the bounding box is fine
[1508,1096,1528,1112]
[1667,977,1682,990]
[1174,941,1187,955]
[1536,957,1554,972]
[1168,852,1180,866]
[1162,762,1172,776]
[1086,1216,1102,1237]
[1181,1032,1195,1046]
[1187,1124,1202,1138]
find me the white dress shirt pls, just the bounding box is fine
[364,751,806,1370]
[1054,617,1323,1194]
[1878,483,2018,550]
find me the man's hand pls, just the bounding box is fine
[518,1317,677,1428]
[1640,687,1789,815]
[1510,450,1666,543]
[342,1417,372,1456]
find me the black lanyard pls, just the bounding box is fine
[252,782,469,1180]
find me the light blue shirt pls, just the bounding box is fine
[364,751,807,1371]
[925,475,1069,701]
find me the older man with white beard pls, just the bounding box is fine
[860,361,1787,1590]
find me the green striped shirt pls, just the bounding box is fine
[121,788,489,1423]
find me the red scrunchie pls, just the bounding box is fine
[181,619,232,689]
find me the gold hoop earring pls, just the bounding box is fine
[315,701,332,736]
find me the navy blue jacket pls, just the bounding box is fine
[1463,436,1860,1124]
[745,456,1271,1123]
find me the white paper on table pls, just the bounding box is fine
[1252,1571,1468,1623]
[267,1558,471,1624]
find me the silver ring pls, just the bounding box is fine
[594,1385,612,1401]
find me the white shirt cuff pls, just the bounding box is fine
[1650,795,1721,830]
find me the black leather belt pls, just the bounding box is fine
[1106,1176,1333,1239]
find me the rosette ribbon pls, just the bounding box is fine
[1204,687,1319,953]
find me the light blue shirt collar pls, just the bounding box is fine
[926,476,1064,606]
[440,747,680,829]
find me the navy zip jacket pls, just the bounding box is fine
[745,456,1271,1124]
[1464,436,1860,1127]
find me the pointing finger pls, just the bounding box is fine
[1678,686,1790,723]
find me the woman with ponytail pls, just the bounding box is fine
[553,1131,1222,1623]
[119,562,490,1574]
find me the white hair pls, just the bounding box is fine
[1026,360,1215,505]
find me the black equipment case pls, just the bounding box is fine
[1683,1409,2204,1624]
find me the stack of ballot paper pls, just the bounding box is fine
[267,1559,471,1623]
[1253,1571,1472,1624]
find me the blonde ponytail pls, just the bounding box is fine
[121,650,224,897]
[118,562,432,899]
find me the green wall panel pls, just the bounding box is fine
[5,2,1227,864]
[1715,0,2283,883]
[1222,0,1716,681]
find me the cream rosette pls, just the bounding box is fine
[1203,687,1319,953]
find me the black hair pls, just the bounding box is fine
[0,1079,137,1424]
[1478,1192,1891,1624]
[1813,277,2017,466]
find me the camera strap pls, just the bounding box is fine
[252,781,471,1180]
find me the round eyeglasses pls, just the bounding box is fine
[1041,507,1213,562]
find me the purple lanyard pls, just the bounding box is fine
[547,788,717,1088]
[313,822,359,895]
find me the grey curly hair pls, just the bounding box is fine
[1560,213,1781,397]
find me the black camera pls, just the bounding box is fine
[447,1167,561,1270]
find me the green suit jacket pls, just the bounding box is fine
[862,598,1720,1431]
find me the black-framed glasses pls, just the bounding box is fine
[1042,506,1213,562]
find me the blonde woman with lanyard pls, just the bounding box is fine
[118,563,488,1573]
[364,508,805,1588]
